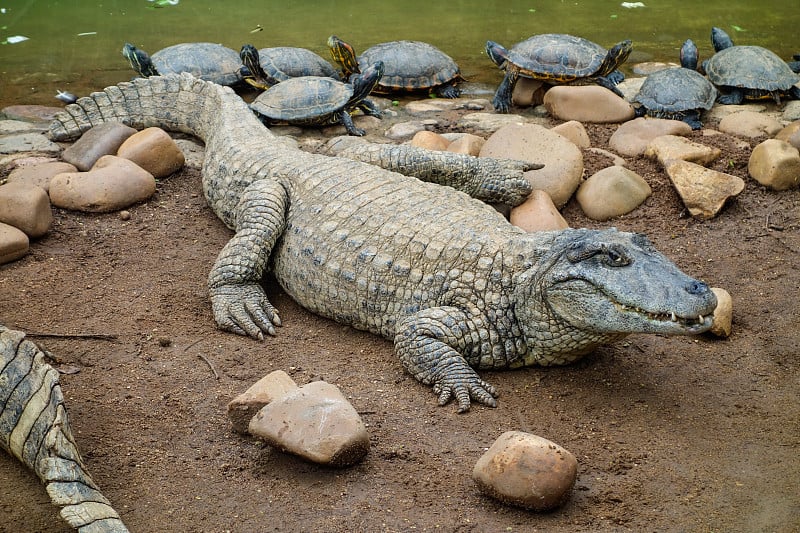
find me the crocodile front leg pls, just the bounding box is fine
[394,307,498,413]
[208,178,287,339]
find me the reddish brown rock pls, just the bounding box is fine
[116,127,186,178]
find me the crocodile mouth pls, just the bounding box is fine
[615,302,712,333]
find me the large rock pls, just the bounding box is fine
[551,120,590,149]
[480,123,583,207]
[1,104,63,123]
[410,130,449,151]
[509,190,570,232]
[512,78,547,108]
[0,221,29,265]
[748,139,800,191]
[609,118,692,157]
[774,120,800,151]
[0,119,48,134]
[446,133,485,156]
[227,370,299,434]
[116,127,185,178]
[717,111,783,139]
[60,122,138,171]
[644,135,722,167]
[664,160,745,219]
[0,182,53,238]
[576,166,652,221]
[49,155,156,212]
[6,161,77,192]
[456,112,529,134]
[543,85,635,123]
[0,132,62,155]
[473,431,578,511]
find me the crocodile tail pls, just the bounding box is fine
[0,326,129,533]
[48,72,256,143]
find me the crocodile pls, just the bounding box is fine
[0,325,129,533]
[49,73,717,413]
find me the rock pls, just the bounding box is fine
[49,155,156,213]
[227,370,300,434]
[410,130,450,151]
[509,190,570,232]
[405,99,458,115]
[60,122,138,171]
[576,166,651,221]
[325,115,382,137]
[6,161,77,193]
[615,77,645,103]
[551,120,590,149]
[385,120,428,140]
[1,104,63,123]
[446,133,485,156]
[116,127,185,178]
[0,119,48,135]
[664,160,745,219]
[248,380,369,467]
[511,78,547,107]
[456,112,529,134]
[480,123,583,207]
[717,111,783,139]
[0,221,30,265]
[586,147,627,167]
[747,139,800,191]
[543,85,635,123]
[632,62,678,76]
[705,103,767,123]
[782,101,800,122]
[609,118,692,157]
[774,120,800,151]
[0,133,62,155]
[473,431,578,511]
[173,138,205,169]
[0,182,53,238]
[644,135,722,167]
[710,287,733,338]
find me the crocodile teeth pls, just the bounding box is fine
[698,315,704,323]
[671,312,677,322]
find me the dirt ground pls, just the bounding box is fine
[1,100,799,532]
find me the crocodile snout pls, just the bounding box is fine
[685,280,710,296]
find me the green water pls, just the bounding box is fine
[0,0,797,106]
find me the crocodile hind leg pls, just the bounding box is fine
[0,326,129,532]
[208,178,288,340]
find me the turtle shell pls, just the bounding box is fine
[705,45,799,91]
[357,41,460,92]
[507,34,609,81]
[250,76,352,122]
[257,47,340,82]
[151,42,242,86]
[635,67,717,112]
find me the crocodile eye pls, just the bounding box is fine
[604,246,631,267]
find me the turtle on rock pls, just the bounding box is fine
[485,34,633,113]
[248,61,384,136]
[239,44,340,90]
[703,27,800,104]
[634,39,717,130]
[327,36,464,98]
[122,42,243,87]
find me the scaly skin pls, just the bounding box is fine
[49,74,717,412]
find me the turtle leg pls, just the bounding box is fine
[788,85,800,100]
[434,83,461,99]
[357,98,383,118]
[717,89,744,105]
[682,110,703,130]
[606,69,625,85]
[596,76,624,97]
[634,105,648,118]
[336,110,366,136]
[492,70,518,113]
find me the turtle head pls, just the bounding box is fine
[239,44,272,90]
[599,39,633,77]
[351,60,384,101]
[680,39,700,71]
[328,35,361,77]
[485,41,510,68]
[711,27,734,52]
[122,43,158,77]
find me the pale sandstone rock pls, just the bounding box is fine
[543,85,635,123]
[717,111,783,139]
[748,139,800,191]
[0,182,53,238]
[664,160,745,219]
[1,104,63,123]
[632,62,678,76]
[227,370,299,434]
[576,166,651,221]
[0,221,29,265]
[410,130,450,151]
[0,119,48,135]
[7,161,77,192]
[446,133,485,156]
[248,380,369,467]
[609,117,692,157]
[405,99,458,115]
[509,190,570,232]
[473,431,578,511]
[116,127,186,178]
[0,132,62,155]
[512,78,547,108]
[60,122,138,171]
[480,123,583,207]
[705,103,766,123]
[173,138,205,169]
[644,135,722,167]
[551,121,590,149]
[774,120,800,151]
[385,120,427,140]
[457,112,529,134]
[615,77,645,103]
[49,155,156,213]
[710,287,733,338]
[782,101,800,122]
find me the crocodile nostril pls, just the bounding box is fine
[685,280,709,295]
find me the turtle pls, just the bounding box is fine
[239,44,340,91]
[122,42,243,86]
[249,61,384,136]
[634,39,717,130]
[703,27,800,105]
[327,36,464,98]
[789,54,800,74]
[485,34,633,113]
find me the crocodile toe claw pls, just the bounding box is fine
[210,283,281,340]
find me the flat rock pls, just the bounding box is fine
[456,112,529,134]
[0,119,48,134]
[248,380,369,467]
[405,99,459,115]
[446,133,485,156]
[609,117,692,157]
[227,370,299,434]
[509,190,570,232]
[576,166,652,221]
[717,111,783,139]
[0,182,53,238]
[747,139,800,191]
[6,161,77,193]
[664,160,745,219]
[1,104,64,123]
[774,121,800,151]
[173,139,205,169]
[705,103,766,123]
[644,135,722,167]
[473,431,578,511]
[551,120,590,149]
[410,130,449,151]
[782,101,800,122]
[710,287,733,338]
[60,122,138,171]
[0,221,30,265]
[384,120,428,140]
[543,85,635,123]
[480,123,583,207]
[0,132,62,155]
[116,127,185,178]
[49,155,156,213]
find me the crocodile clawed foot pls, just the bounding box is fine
[210,283,281,340]
[433,375,498,413]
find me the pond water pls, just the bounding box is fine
[0,0,797,106]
